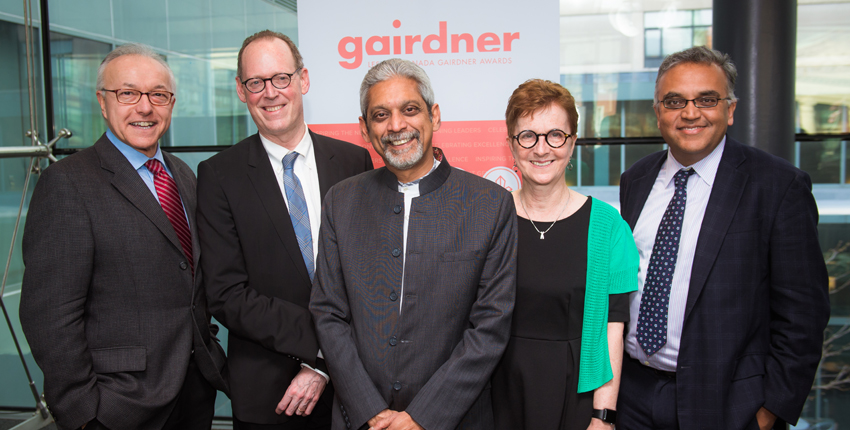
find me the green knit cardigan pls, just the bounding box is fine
[577,197,640,393]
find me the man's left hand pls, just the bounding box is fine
[757,407,777,430]
[371,411,423,430]
[275,367,327,416]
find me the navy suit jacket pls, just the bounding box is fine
[619,137,829,429]
[197,130,372,423]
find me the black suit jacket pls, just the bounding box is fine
[197,130,373,423]
[20,135,228,430]
[619,137,830,429]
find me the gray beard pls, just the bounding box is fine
[385,138,426,171]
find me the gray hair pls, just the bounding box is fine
[96,43,176,94]
[360,58,435,121]
[655,45,737,105]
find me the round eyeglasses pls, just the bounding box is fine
[660,96,732,109]
[241,69,301,94]
[511,129,571,149]
[101,89,174,106]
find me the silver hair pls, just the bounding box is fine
[654,45,737,105]
[359,58,435,121]
[96,43,177,94]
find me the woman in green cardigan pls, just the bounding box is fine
[491,79,639,430]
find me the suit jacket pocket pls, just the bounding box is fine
[90,346,146,373]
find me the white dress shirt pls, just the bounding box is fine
[260,126,328,380]
[625,138,726,371]
[260,126,322,262]
[397,157,441,315]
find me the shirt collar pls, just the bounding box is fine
[106,129,166,170]
[662,136,726,188]
[398,157,441,187]
[259,124,315,171]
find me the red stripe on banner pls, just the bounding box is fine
[309,120,522,192]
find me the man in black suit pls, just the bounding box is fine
[20,43,228,430]
[617,46,829,430]
[197,30,372,429]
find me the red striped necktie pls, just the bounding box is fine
[145,159,193,274]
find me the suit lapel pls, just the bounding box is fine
[624,154,666,229]
[96,136,184,255]
[684,139,749,320]
[312,130,337,201]
[245,135,312,284]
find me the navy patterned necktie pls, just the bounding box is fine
[282,152,314,281]
[636,168,695,357]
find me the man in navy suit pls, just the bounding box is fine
[617,46,829,430]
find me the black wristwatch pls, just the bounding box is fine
[591,408,617,424]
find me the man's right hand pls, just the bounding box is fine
[368,409,398,430]
[275,367,327,416]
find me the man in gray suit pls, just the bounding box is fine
[310,58,517,430]
[20,44,227,430]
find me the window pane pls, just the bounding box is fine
[645,29,661,57]
[0,17,44,409]
[693,26,712,48]
[50,33,111,149]
[662,27,693,56]
[797,2,850,137]
[694,9,712,26]
[644,11,662,28]
[664,10,693,27]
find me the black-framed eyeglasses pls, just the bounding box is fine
[511,129,571,149]
[101,89,174,106]
[660,96,732,109]
[241,68,301,93]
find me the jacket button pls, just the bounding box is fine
[180,261,188,270]
[393,381,402,391]
[389,336,398,346]
[389,292,398,301]
[392,248,401,257]
[393,205,402,214]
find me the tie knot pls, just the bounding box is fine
[283,152,299,171]
[675,168,694,187]
[145,159,164,175]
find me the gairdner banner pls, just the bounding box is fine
[298,0,558,191]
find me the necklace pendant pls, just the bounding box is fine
[539,232,545,240]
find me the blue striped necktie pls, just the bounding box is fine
[636,168,694,356]
[282,152,314,281]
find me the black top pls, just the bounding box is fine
[492,197,630,430]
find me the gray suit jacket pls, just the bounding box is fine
[310,159,517,430]
[20,135,228,430]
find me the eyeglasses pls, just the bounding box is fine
[101,89,174,106]
[660,96,732,109]
[511,129,571,149]
[241,69,301,94]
